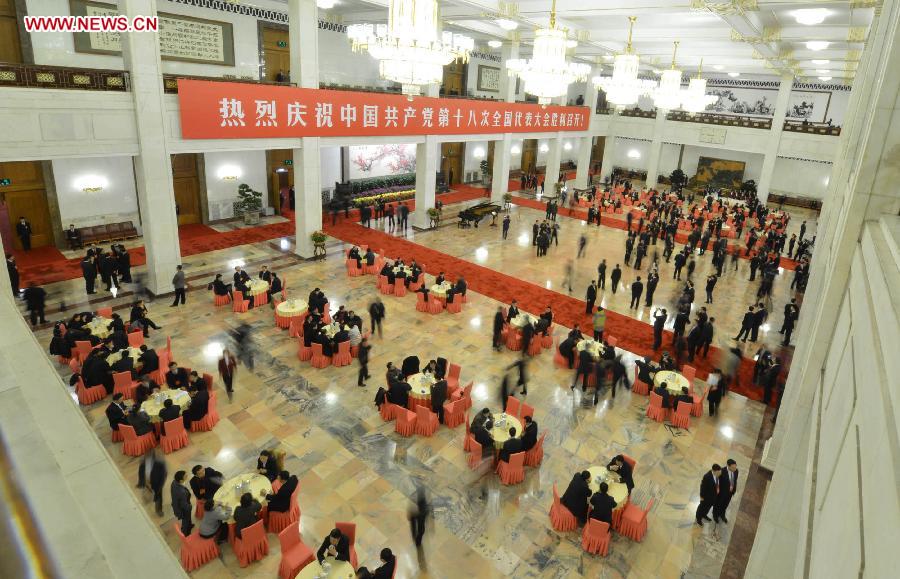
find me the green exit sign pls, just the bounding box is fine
[283,159,293,166]
[0,178,10,186]
[277,41,287,48]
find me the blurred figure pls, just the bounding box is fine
[368,298,386,338]
[23,281,47,326]
[232,323,255,370]
[408,485,430,548]
[218,348,238,401]
[137,447,168,516]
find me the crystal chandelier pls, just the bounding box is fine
[347,0,474,97]
[680,59,718,115]
[593,16,656,109]
[505,0,591,105]
[653,41,683,112]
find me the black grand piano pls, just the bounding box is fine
[457,202,502,228]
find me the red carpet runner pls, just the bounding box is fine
[323,218,770,404]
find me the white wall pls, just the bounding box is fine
[509,138,523,172]
[52,156,140,230]
[321,146,342,191]
[203,150,268,220]
[679,145,764,183]
[317,27,384,89]
[611,138,651,172]
[464,140,489,179]
[770,157,832,200]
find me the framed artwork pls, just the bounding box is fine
[70,0,235,66]
[694,157,746,189]
[786,90,832,123]
[477,65,501,92]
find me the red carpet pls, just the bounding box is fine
[322,218,770,405]
[12,187,488,287]
[510,195,799,271]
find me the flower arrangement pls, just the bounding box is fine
[426,207,440,219]
[352,188,416,208]
[502,192,513,202]
[310,230,327,244]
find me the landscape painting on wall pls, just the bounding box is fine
[694,157,746,189]
[785,90,832,122]
[348,144,417,180]
[705,87,775,117]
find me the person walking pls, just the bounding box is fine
[23,281,47,326]
[597,259,607,289]
[695,464,721,527]
[138,448,168,517]
[629,277,644,309]
[171,265,186,306]
[492,306,504,351]
[705,274,717,304]
[357,337,372,387]
[6,254,19,298]
[502,215,510,239]
[15,216,32,251]
[584,280,597,315]
[81,253,97,294]
[170,470,193,536]
[368,298,386,338]
[218,348,237,401]
[592,306,606,342]
[610,264,622,294]
[408,485,430,548]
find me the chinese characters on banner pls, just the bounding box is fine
[177,79,590,139]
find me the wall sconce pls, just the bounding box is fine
[627,149,641,159]
[563,142,573,151]
[218,165,242,181]
[472,147,486,158]
[510,145,521,155]
[74,175,108,193]
[539,143,549,153]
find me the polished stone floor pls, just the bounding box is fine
[29,206,776,578]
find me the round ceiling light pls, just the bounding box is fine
[811,59,830,65]
[488,40,502,49]
[794,9,829,26]
[712,64,724,70]
[317,0,337,8]
[816,69,830,74]
[818,76,832,81]
[627,149,641,159]
[806,41,830,51]
[496,18,518,31]
[566,39,578,48]
[728,72,740,77]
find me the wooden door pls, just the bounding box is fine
[440,142,464,186]
[592,137,605,172]
[442,60,465,96]
[262,27,290,82]
[0,0,22,63]
[267,149,294,214]
[487,141,496,174]
[521,140,538,175]
[0,161,52,249]
[171,154,201,225]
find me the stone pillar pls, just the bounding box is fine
[645,110,667,189]
[118,0,181,295]
[599,111,618,183]
[413,136,439,229]
[756,74,793,204]
[489,41,519,203]
[545,132,564,191]
[575,66,601,188]
[0,228,11,303]
[290,0,322,257]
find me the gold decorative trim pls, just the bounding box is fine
[35,72,56,83]
[0,71,16,81]
[106,76,124,87]
[72,74,90,84]
[846,27,867,42]
[762,26,780,42]
[849,0,880,7]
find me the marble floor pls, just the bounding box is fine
[28,215,771,578]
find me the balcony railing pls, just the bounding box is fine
[0,62,128,91]
[783,121,841,136]
[667,110,773,129]
[162,73,295,94]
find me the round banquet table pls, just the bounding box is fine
[393,265,413,277]
[213,473,273,517]
[509,312,538,329]
[407,372,435,408]
[577,339,605,359]
[140,389,191,420]
[321,322,346,339]
[587,466,630,506]
[276,299,308,328]
[490,412,523,449]
[653,370,690,395]
[85,316,112,339]
[296,560,355,579]
[430,281,453,298]
[247,279,269,297]
[110,346,143,366]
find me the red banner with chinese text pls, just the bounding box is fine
[177,79,589,139]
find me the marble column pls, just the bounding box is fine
[575,67,601,188]
[0,228,11,303]
[490,41,519,203]
[756,74,793,203]
[118,0,181,295]
[289,0,322,257]
[413,136,439,229]
[644,109,667,189]
[599,111,618,183]
[545,133,564,191]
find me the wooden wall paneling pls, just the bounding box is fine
[0,161,52,249]
[170,154,200,225]
[0,0,23,63]
[262,26,290,82]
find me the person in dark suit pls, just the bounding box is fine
[714,459,739,523]
[520,321,534,355]
[258,265,272,284]
[734,306,755,342]
[492,306,505,351]
[233,492,262,539]
[695,464,722,526]
[372,548,396,579]
[6,254,19,297]
[233,266,251,294]
[137,448,167,516]
[210,274,232,298]
[430,379,448,423]
[105,393,128,432]
[165,362,189,389]
[22,282,47,326]
[159,398,181,429]
[498,427,523,463]
[559,335,577,369]
[170,470,193,535]
[266,471,298,513]
[256,450,280,482]
[588,482,617,529]
[126,407,153,436]
[506,300,520,323]
[189,465,224,503]
[15,216,32,251]
[521,415,538,451]
[182,387,209,430]
[137,345,159,376]
[607,455,634,493]
[316,528,350,564]
[65,224,82,250]
[400,355,420,378]
[585,281,597,315]
[560,471,593,524]
[388,378,411,409]
[572,348,593,391]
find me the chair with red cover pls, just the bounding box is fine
[427,296,443,314]
[505,396,521,418]
[540,329,553,349]
[75,376,106,406]
[96,306,113,318]
[447,299,462,314]
[463,414,472,451]
[549,482,578,531]
[467,438,482,470]
[277,522,315,579]
[334,522,359,570]
[415,292,428,313]
[621,454,637,474]
[74,340,93,363]
[581,519,611,556]
[520,402,535,420]
[175,523,219,572]
[332,341,352,367]
[112,371,137,400]
[297,341,313,362]
[346,259,363,277]
[268,486,300,534]
[496,452,526,485]
[632,375,650,396]
[190,391,220,432]
[120,424,156,457]
[310,343,331,368]
[446,363,461,390]
[646,392,667,422]
[553,336,569,369]
[288,318,302,338]
[233,519,268,568]
[443,399,465,428]
[524,432,545,467]
[232,291,250,313]
[506,329,522,351]
[379,401,397,421]
[526,337,542,356]
[672,401,692,429]
[380,276,394,295]
[160,418,189,454]
[213,293,232,307]
[618,498,654,542]
[395,408,417,436]
[127,331,145,348]
[393,279,407,297]
[415,405,439,436]
[691,387,708,417]
[682,364,696,385]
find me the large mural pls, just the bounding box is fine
[348,144,417,180]
[704,85,833,122]
[694,157,746,190]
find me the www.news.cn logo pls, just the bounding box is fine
[24,15,158,32]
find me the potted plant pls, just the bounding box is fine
[236,183,263,225]
[502,192,513,212]
[669,169,687,190]
[426,207,440,228]
[480,159,492,189]
[310,230,327,257]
